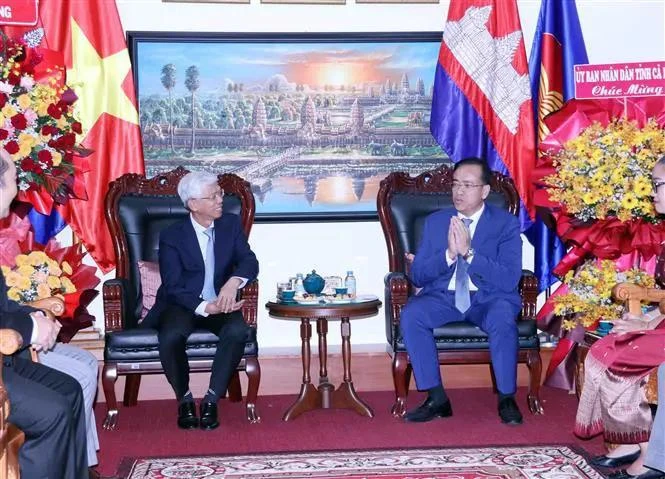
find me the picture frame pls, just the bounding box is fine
[127,31,450,222]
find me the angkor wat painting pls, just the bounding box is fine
[128,32,450,219]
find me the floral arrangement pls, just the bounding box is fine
[553,259,656,331]
[0,34,88,211]
[0,211,100,342]
[543,118,665,223]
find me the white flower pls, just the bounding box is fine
[0,81,13,94]
[19,76,34,90]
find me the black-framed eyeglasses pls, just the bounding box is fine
[652,181,665,192]
[451,181,486,191]
[195,189,224,201]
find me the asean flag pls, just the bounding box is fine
[430,0,536,228]
[5,0,145,272]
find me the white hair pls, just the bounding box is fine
[177,171,219,209]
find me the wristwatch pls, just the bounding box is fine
[463,248,475,260]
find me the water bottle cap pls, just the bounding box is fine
[347,270,353,274]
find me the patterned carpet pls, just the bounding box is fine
[118,445,603,479]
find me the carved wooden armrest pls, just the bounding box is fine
[612,282,665,315]
[25,297,65,319]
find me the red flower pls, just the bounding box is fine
[37,150,53,166]
[0,129,8,141]
[60,133,75,149]
[0,94,7,108]
[6,71,20,85]
[11,113,27,130]
[72,122,82,134]
[4,141,19,154]
[47,104,62,119]
[21,158,43,174]
[41,125,57,136]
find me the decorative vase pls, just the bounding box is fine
[303,270,325,295]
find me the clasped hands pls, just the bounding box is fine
[30,310,61,352]
[611,311,658,335]
[205,278,245,315]
[446,217,471,262]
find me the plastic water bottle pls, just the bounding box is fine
[345,271,356,297]
[294,273,305,295]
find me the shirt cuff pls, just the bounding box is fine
[30,315,39,344]
[445,252,456,267]
[231,276,248,288]
[195,301,209,317]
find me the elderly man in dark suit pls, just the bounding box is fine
[0,153,89,478]
[142,171,259,430]
[401,157,524,426]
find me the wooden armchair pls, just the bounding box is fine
[102,167,260,430]
[377,165,542,417]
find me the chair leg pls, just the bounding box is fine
[228,371,242,402]
[489,364,498,394]
[102,363,119,430]
[526,350,544,414]
[123,375,141,407]
[391,352,410,418]
[244,356,261,424]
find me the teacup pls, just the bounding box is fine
[281,290,295,301]
[597,320,613,335]
[335,287,348,295]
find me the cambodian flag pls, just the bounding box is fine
[430,0,536,229]
[526,0,588,292]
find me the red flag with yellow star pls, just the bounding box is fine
[6,0,145,272]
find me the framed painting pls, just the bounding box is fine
[127,31,450,221]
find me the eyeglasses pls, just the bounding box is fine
[652,181,665,192]
[195,189,224,201]
[452,181,486,191]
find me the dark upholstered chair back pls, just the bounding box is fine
[378,164,519,274]
[105,167,254,329]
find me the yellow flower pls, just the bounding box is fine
[16,276,31,290]
[36,283,51,299]
[46,276,61,289]
[4,271,21,287]
[7,288,21,302]
[582,192,599,205]
[1,104,17,117]
[0,265,8,277]
[51,151,62,167]
[28,251,48,266]
[621,193,638,210]
[61,277,76,294]
[17,264,35,278]
[61,261,72,275]
[17,94,31,110]
[14,254,30,267]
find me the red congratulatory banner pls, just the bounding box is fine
[574,61,665,99]
[0,0,38,26]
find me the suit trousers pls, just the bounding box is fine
[645,363,665,473]
[157,305,249,400]
[40,343,100,467]
[4,355,88,479]
[400,291,520,394]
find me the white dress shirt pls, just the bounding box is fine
[446,204,484,292]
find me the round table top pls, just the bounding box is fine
[265,295,382,320]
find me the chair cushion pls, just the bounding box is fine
[104,327,258,361]
[394,320,539,352]
[137,260,160,319]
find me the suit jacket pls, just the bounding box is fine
[143,213,259,327]
[0,269,34,350]
[410,203,522,309]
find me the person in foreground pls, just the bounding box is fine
[400,157,524,425]
[575,156,665,479]
[0,153,89,478]
[142,171,259,430]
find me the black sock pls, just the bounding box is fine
[498,392,514,402]
[203,388,219,404]
[179,390,194,404]
[427,385,448,404]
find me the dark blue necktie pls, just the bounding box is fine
[454,218,473,313]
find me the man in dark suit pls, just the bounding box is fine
[143,171,259,430]
[0,153,89,478]
[401,157,524,425]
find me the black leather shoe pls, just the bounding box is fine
[591,450,641,468]
[498,397,523,425]
[200,401,219,430]
[403,398,452,422]
[177,401,199,429]
[608,468,665,479]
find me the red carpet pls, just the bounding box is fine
[118,445,603,478]
[95,387,605,477]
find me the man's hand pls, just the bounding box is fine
[447,218,458,261]
[30,311,60,352]
[215,278,243,313]
[611,313,649,335]
[451,217,471,257]
[205,299,245,315]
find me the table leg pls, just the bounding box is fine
[317,318,335,408]
[332,317,374,417]
[283,318,320,421]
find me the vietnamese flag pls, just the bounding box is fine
[4,0,145,272]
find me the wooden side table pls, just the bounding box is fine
[266,297,382,420]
